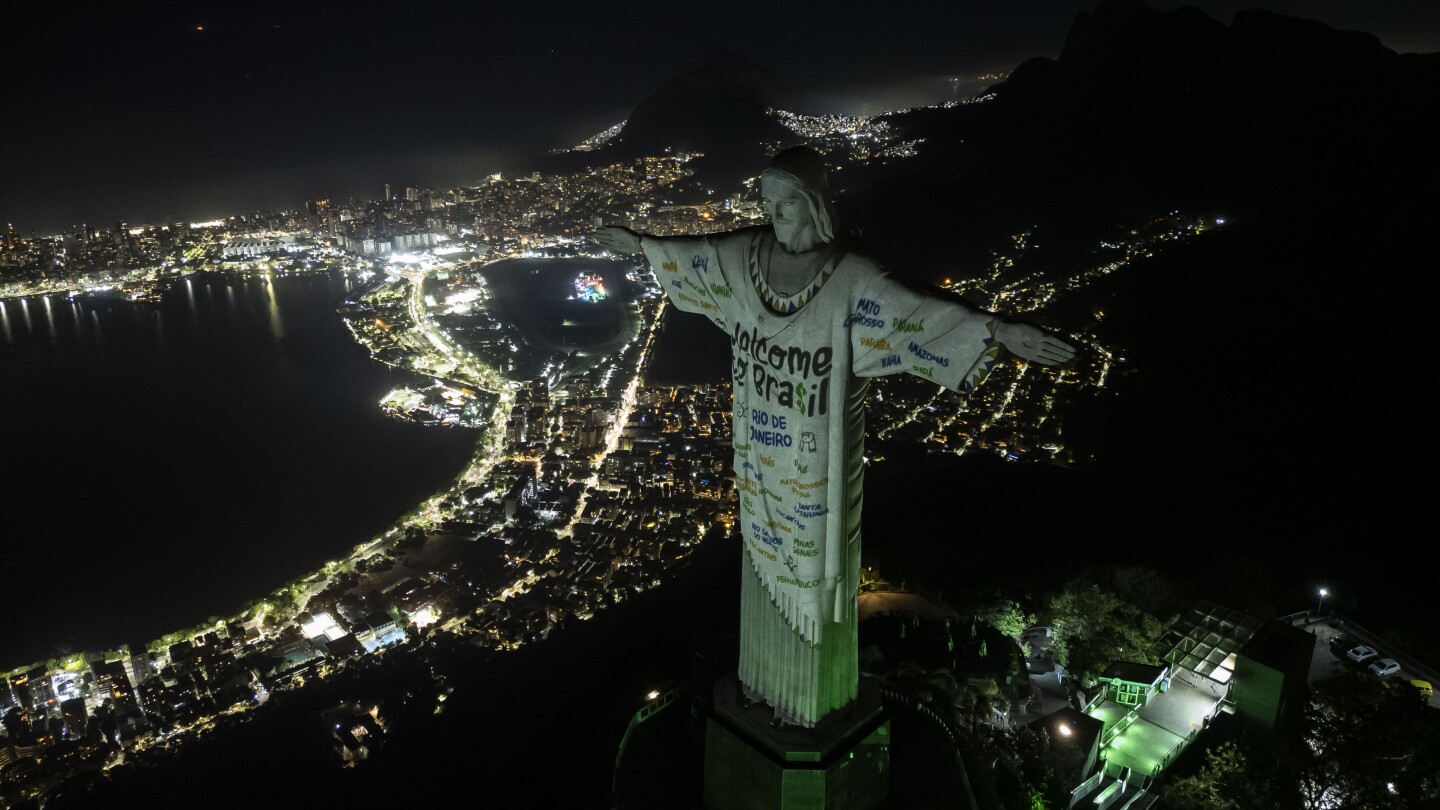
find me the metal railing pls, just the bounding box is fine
[611,689,677,799]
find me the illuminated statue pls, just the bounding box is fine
[594,147,1074,728]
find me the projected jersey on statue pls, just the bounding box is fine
[594,147,1075,728]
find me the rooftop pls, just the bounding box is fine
[1028,705,1103,754]
[1148,599,1259,684]
[1242,619,1314,671]
[1100,661,1167,686]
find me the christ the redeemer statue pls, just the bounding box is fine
[594,147,1075,729]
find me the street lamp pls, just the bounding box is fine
[1317,587,1329,617]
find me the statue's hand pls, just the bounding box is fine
[592,226,642,256]
[994,322,1076,366]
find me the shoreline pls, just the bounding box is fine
[2,249,653,674]
[1,268,499,676]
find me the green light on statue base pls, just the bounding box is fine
[703,676,889,810]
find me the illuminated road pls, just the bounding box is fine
[558,299,663,539]
[406,276,509,394]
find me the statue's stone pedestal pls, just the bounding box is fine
[703,677,889,810]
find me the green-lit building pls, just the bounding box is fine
[1227,618,1313,736]
[1075,601,1314,802]
[1148,600,1313,737]
[1097,662,1169,709]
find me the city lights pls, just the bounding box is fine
[573,272,608,302]
[3,26,1394,800]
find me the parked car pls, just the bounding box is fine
[1346,645,1379,663]
[1410,680,1433,700]
[1369,658,1401,677]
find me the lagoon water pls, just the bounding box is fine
[0,274,477,666]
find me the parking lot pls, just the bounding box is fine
[1288,613,1438,708]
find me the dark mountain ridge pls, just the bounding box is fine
[844,0,1438,275]
[539,52,794,191]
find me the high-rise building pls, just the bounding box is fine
[9,667,51,714]
[506,407,528,444]
[135,680,166,718]
[580,413,604,451]
[121,644,152,687]
[60,697,88,738]
[384,183,393,201]
[91,660,135,710]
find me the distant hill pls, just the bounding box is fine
[844,0,1439,274]
[538,52,795,194]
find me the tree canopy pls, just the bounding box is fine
[1297,673,1440,808]
[1047,584,1165,685]
[980,598,1036,640]
[1161,742,1272,810]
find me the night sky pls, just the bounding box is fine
[2,1,1435,234]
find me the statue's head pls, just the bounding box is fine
[760,147,838,253]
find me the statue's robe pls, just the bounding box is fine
[642,228,1000,726]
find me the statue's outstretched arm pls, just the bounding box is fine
[592,224,756,256]
[993,321,1076,367]
[851,268,1074,393]
[592,225,643,255]
[601,225,736,330]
